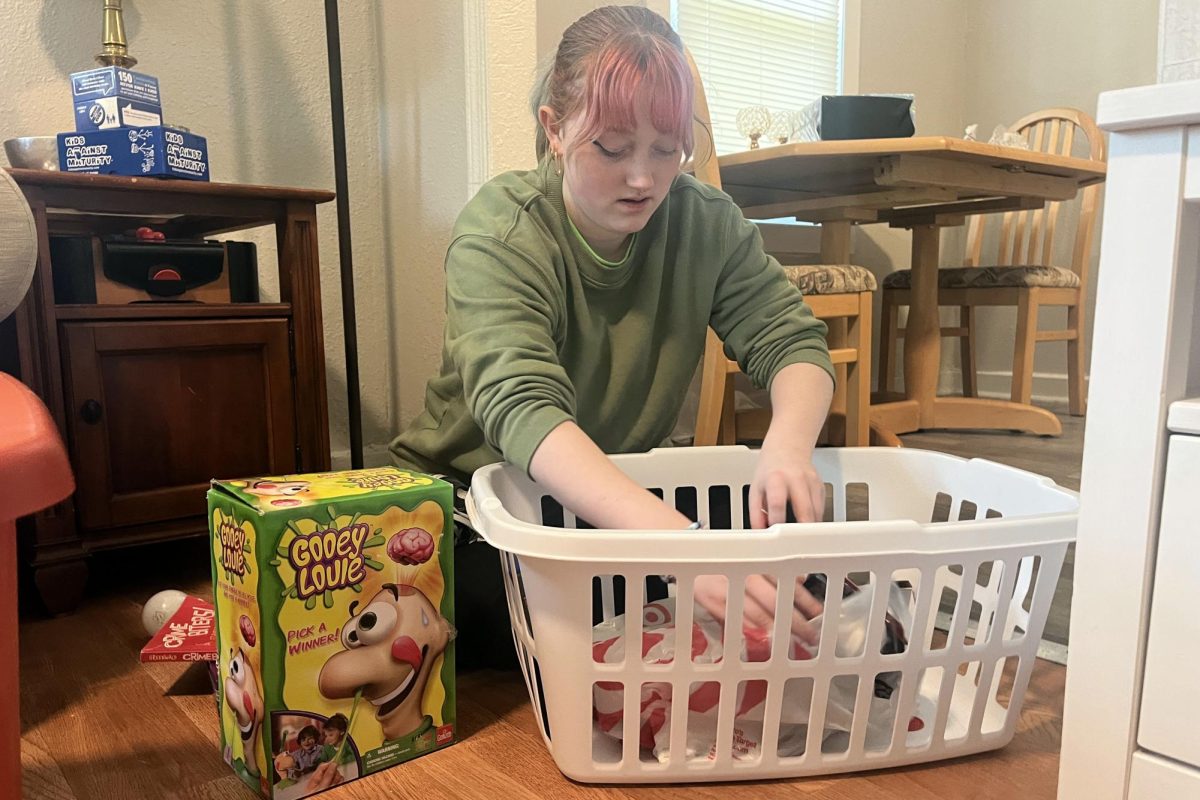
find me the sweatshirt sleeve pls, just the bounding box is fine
[444,234,576,475]
[707,205,835,389]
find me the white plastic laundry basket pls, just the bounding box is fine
[466,446,1077,783]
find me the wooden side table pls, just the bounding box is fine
[2,169,334,613]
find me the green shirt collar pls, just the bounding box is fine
[542,156,640,289]
[567,214,636,267]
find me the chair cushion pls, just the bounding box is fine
[881,265,1081,290]
[782,264,878,295]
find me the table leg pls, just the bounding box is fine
[869,222,1062,437]
[905,224,941,427]
[819,220,851,264]
[820,221,852,433]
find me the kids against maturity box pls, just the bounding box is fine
[208,467,455,799]
[58,126,210,180]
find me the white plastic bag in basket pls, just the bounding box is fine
[591,582,921,762]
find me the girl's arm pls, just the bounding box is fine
[528,420,691,529]
[528,416,823,643]
[751,361,835,528]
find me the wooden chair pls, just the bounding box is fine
[686,51,876,448]
[878,108,1105,416]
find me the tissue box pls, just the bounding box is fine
[208,467,456,798]
[57,126,210,181]
[70,66,163,131]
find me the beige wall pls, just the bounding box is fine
[1160,0,1200,81]
[853,0,1157,399]
[376,2,474,462]
[854,0,970,388]
[959,0,1157,400]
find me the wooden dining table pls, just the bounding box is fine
[717,136,1107,438]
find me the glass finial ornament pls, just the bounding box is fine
[736,106,772,150]
[767,109,795,145]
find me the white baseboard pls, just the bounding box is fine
[935,610,1068,664]
[330,443,394,470]
[932,368,1083,406]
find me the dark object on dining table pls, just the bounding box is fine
[818,95,916,140]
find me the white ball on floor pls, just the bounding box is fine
[142,589,188,636]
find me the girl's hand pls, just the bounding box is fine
[750,438,825,528]
[692,573,823,644]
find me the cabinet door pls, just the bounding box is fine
[1138,434,1200,767]
[61,318,296,529]
[1129,751,1200,798]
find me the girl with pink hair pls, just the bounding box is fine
[392,6,832,668]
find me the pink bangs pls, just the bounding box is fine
[570,34,694,158]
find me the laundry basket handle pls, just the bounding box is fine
[464,489,499,542]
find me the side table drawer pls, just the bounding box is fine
[1138,433,1200,766]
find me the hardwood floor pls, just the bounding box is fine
[19,415,1083,799]
[19,549,1067,800]
[899,405,1084,490]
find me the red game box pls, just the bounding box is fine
[140,595,218,663]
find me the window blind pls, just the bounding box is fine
[674,0,845,154]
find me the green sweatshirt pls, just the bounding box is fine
[389,158,833,484]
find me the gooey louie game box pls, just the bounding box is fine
[207,467,455,799]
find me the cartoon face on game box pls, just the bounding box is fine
[208,467,456,799]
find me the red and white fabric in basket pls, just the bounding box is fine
[591,585,921,762]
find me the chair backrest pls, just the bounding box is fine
[963,107,1106,290]
[685,48,723,192]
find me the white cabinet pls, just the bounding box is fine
[1138,407,1200,766]
[1130,752,1200,798]
[1058,81,1200,799]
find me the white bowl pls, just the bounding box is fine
[4,136,59,170]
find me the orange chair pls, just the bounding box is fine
[0,375,74,796]
[0,167,75,798]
